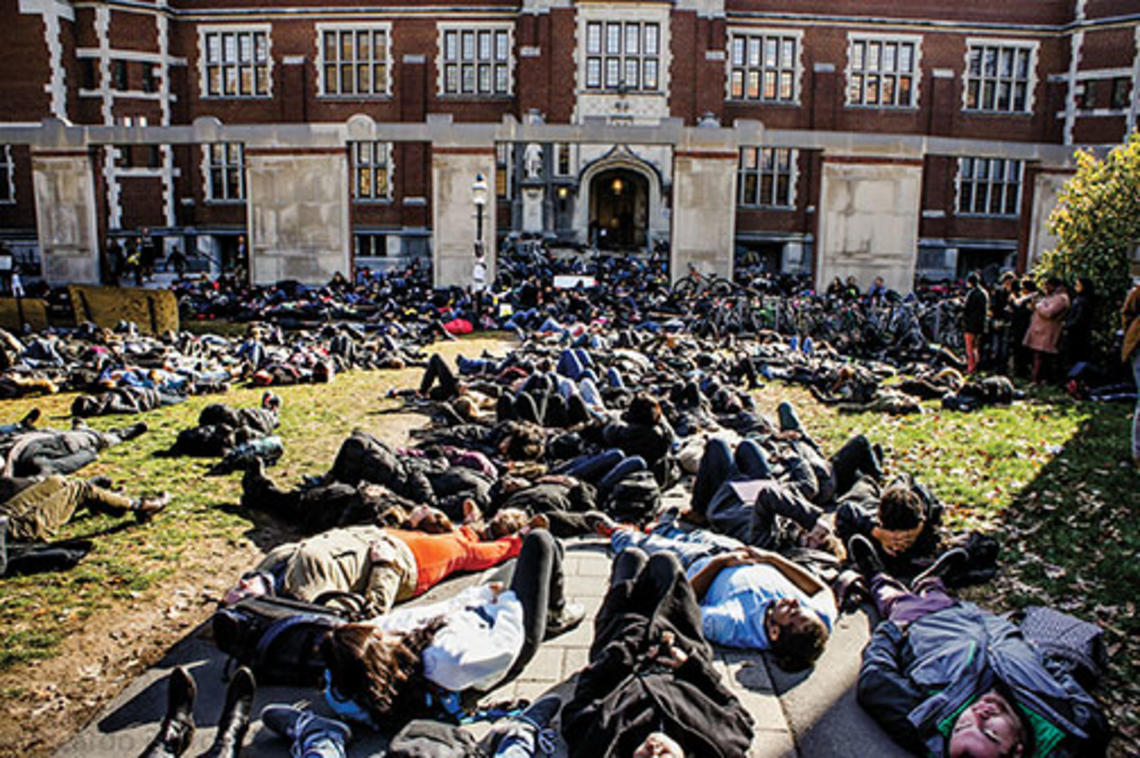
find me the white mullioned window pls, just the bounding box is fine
[738,147,797,209]
[204,143,245,202]
[728,29,801,103]
[317,24,391,97]
[846,34,921,108]
[200,26,271,98]
[956,157,1024,217]
[584,21,660,91]
[351,141,393,201]
[0,146,14,203]
[438,23,513,96]
[964,39,1036,114]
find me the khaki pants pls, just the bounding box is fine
[0,475,133,541]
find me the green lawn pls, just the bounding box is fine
[750,382,1139,755]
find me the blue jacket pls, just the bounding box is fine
[857,602,1108,757]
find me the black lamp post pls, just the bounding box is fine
[472,172,488,255]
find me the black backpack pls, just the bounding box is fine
[605,471,661,525]
[212,593,367,686]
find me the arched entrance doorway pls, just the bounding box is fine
[589,169,648,250]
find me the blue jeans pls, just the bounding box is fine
[692,438,772,515]
[606,367,624,389]
[578,377,604,408]
[298,733,347,758]
[612,527,738,571]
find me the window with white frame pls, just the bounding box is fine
[728,31,799,103]
[439,25,512,96]
[204,143,245,201]
[355,233,388,258]
[584,21,660,91]
[847,35,919,107]
[0,146,14,203]
[738,147,796,208]
[319,25,391,97]
[554,143,572,176]
[201,27,270,97]
[956,157,1023,217]
[495,143,510,198]
[964,41,1034,113]
[351,141,393,201]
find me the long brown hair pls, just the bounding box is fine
[321,618,446,725]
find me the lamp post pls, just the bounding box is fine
[472,172,488,256]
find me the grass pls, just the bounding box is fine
[0,338,1135,755]
[750,382,1139,755]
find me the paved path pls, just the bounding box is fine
[57,534,909,757]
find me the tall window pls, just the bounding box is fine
[111,59,128,90]
[440,25,512,96]
[584,21,659,91]
[738,147,796,208]
[956,158,1023,217]
[352,141,392,201]
[847,35,919,107]
[0,146,14,203]
[495,143,510,198]
[555,143,572,176]
[204,143,245,201]
[202,28,270,97]
[142,64,157,93]
[728,31,798,102]
[965,41,1034,113]
[319,25,390,96]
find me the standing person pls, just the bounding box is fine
[962,273,989,375]
[106,237,123,285]
[472,251,488,331]
[1009,278,1037,378]
[1024,277,1070,385]
[1122,281,1140,469]
[9,271,23,298]
[988,272,1015,374]
[1063,276,1096,374]
[127,238,143,286]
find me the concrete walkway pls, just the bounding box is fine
[56,534,910,757]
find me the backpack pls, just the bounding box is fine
[211,593,368,686]
[604,470,661,525]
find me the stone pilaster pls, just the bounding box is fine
[31,151,100,284]
[431,147,496,288]
[670,149,737,282]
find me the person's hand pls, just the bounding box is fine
[646,631,689,669]
[805,520,834,549]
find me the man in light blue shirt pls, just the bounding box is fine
[614,528,836,672]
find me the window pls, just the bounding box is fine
[204,143,245,201]
[440,25,512,96]
[318,25,390,96]
[201,28,270,97]
[1111,77,1132,110]
[965,40,1034,113]
[495,143,510,198]
[111,59,128,90]
[584,21,660,91]
[555,143,571,176]
[956,158,1023,217]
[847,35,919,107]
[142,64,157,94]
[728,30,799,103]
[0,146,14,203]
[351,141,392,201]
[738,147,796,208]
[81,59,97,89]
[355,233,388,258]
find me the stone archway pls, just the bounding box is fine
[589,169,648,250]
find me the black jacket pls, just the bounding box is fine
[963,287,990,335]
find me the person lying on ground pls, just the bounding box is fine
[165,393,280,457]
[559,548,754,758]
[320,529,584,727]
[224,520,529,615]
[612,527,836,671]
[849,536,1109,758]
[0,473,167,541]
[71,385,185,417]
[0,420,148,477]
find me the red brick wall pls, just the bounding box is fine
[117,175,166,230]
[0,0,52,120]
[1078,27,1136,70]
[109,9,160,53]
[0,146,38,232]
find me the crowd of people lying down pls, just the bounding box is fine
[0,255,1128,757]
[10,327,1089,758]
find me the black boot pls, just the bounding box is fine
[0,516,8,576]
[199,667,255,758]
[139,667,196,758]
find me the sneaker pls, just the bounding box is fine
[259,705,352,745]
[20,408,40,428]
[910,547,969,589]
[544,602,585,639]
[847,534,885,578]
[134,492,169,522]
[120,422,149,441]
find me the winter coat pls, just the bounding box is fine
[1023,292,1070,354]
[857,602,1109,757]
[962,287,989,335]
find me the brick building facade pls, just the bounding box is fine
[0,0,1137,288]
